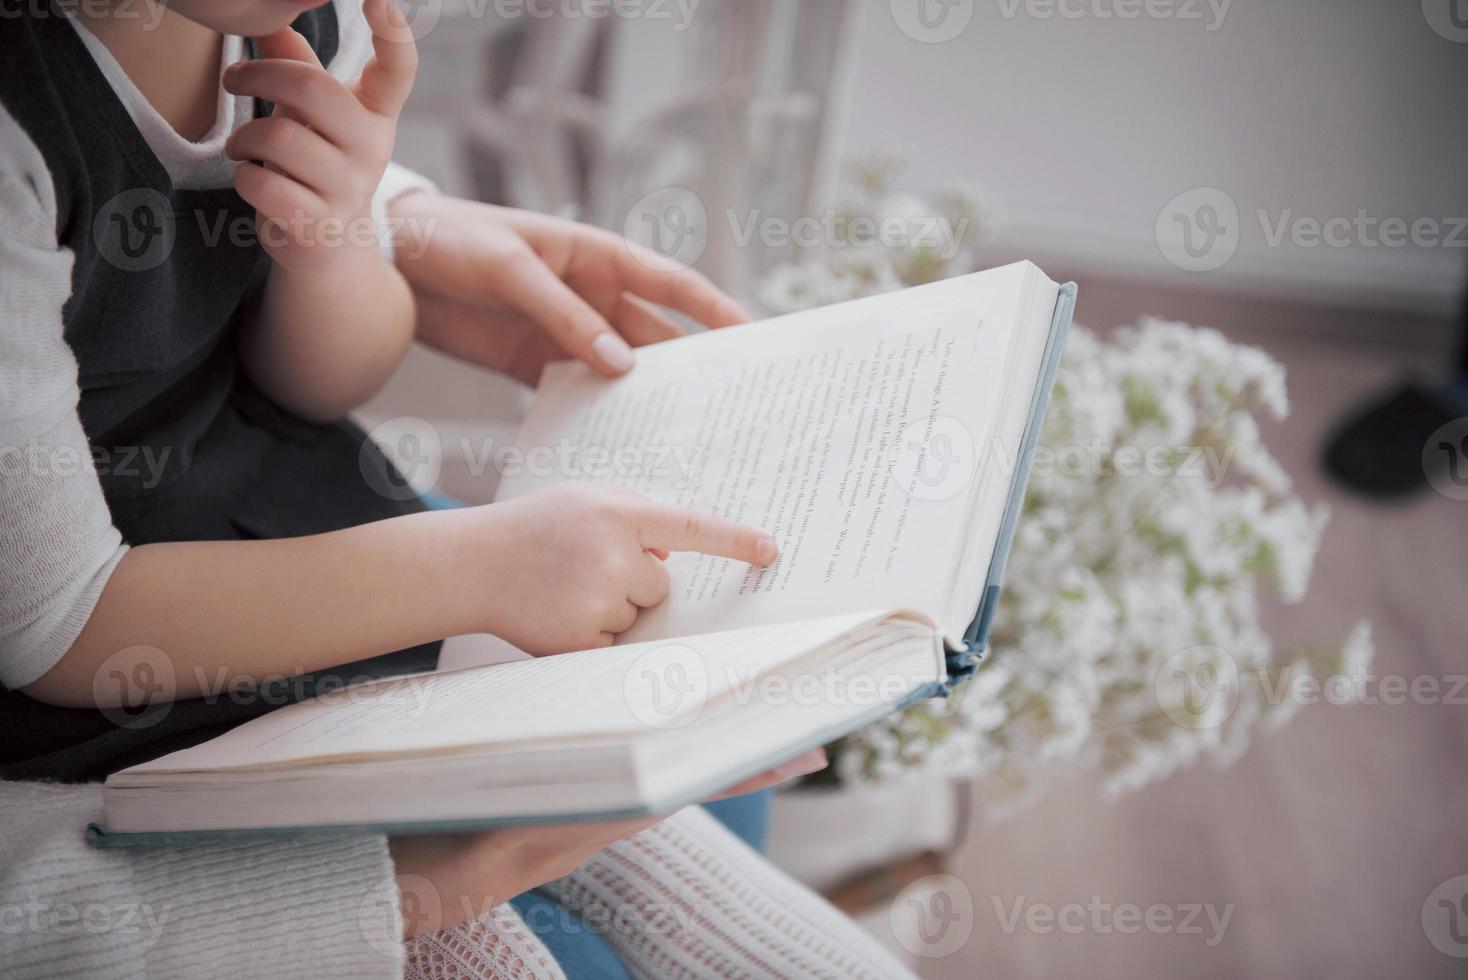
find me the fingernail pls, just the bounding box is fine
[756,536,779,565]
[591,334,635,374]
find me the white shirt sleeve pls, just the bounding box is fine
[0,105,128,690]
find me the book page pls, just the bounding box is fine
[494,263,1040,643]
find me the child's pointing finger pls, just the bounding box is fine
[636,504,780,567]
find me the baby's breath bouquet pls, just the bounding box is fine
[760,158,1373,815]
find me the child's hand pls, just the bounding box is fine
[465,484,779,655]
[223,0,416,272]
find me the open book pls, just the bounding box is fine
[89,261,1075,845]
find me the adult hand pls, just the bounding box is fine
[387,193,750,385]
[387,748,827,937]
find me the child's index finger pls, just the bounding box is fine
[356,0,419,118]
[636,503,779,567]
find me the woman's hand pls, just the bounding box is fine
[459,484,777,654]
[387,195,751,384]
[223,0,415,272]
[387,748,828,937]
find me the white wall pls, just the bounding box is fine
[828,0,1468,316]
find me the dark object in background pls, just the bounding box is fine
[1322,381,1459,501]
[1322,272,1468,502]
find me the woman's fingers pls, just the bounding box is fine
[706,749,829,800]
[223,60,362,147]
[356,0,419,117]
[612,292,685,347]
[614,236,751,329]
[226,117,344,195]
[489,249,634,376]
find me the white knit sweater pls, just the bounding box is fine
[0,780,404,979]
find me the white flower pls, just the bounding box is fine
[758,161,1373,811]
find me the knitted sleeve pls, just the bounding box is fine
[0,779,405,979]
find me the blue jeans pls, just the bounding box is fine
[422,486,772,977]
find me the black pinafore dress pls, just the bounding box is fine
[0,3,440,782]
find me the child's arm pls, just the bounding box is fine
[21,483,776,708]
[224,0,417,422]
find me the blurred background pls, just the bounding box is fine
[364,1,1468,976]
